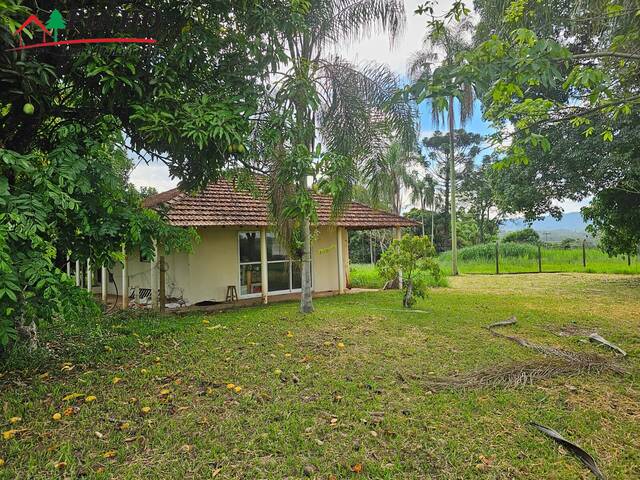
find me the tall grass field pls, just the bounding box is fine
[350,243,639,288]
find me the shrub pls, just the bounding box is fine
[503,228,540,244]
[376,235,440,308]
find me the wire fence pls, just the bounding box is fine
[445,241,640,275]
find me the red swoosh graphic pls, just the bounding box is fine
[7,38,157,51]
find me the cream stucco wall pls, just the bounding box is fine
[109,225,349,305]
[311,226,339,292]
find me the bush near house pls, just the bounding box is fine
[376,235,441,308]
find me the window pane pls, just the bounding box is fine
[239,231,261,263]
[268,261,290,292]
[267,233,289,261]
[240,263,262,296]
[291,261,302,290]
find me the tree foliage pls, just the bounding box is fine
[376,235,440,308]
[247,0,417,313]
[1,1,288,348]
[503,228,540,244]
[583,187,640,257]
[422,129,482,240]
[413,0,640,256]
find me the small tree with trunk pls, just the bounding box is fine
[376,234,440,308]
[45,9,66,42]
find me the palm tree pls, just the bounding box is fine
[408,19,475,275]
[257,1,417,313]
[410,172,436,240]
[364,141,419,216]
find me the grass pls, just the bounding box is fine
[439,244,640,276]
[351,246,640,288]
[1,274,639,478]
[349,264,448,289]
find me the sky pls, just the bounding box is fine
[129,0,589,213]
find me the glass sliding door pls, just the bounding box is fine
[238,231,262,296]
[238,231,310,297]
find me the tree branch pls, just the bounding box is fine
[573,51,640,61]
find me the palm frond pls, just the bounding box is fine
[459,81,475,126]
[407,50,438,81]
[317,57,418,162]
[315,0,406,47]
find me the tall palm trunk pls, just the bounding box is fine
[431,199,435,245]
[300,215,313,313]
[448,96,458,275]
[421,197,426,236]
[293,83,314,313]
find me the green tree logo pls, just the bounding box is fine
[45,9,66,42]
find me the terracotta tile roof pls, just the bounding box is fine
[143,178,418,229]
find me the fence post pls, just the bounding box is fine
[538,244,542,273]
[582,240,586,267]
[495,241,499,275]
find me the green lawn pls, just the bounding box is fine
[1,274,639,478]
[350,248,640,288]
[439,247,640,276]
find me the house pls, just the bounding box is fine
[96,178,416,308]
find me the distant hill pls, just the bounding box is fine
[500,212,591,242]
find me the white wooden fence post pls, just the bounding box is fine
[101,266,107,303]
[86,259,92,293]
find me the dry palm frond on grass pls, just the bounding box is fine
[425,356,625,391]
[425,317,626,391]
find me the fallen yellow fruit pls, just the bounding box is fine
[234,386,242,393]
[159,388,171,396]
[337,342,345,348]
[2,430,17,440]
[286,331,294,337]
[85,396,97,403]
[226,383,235,389]
[112,377,122,384]
[119,422,130,431]
[9,417,21,424]
[54,461,66,470]
[52,413,62,421]
[141,406,151,414]
[0,458,5,467]
[102,450,117,458]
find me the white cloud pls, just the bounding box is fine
[335,0,454,74]
[554,197,592,213]
[129,160,178,192]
